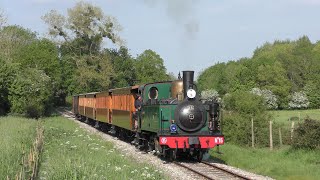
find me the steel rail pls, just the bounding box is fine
[173,161,214,180]
[201,161,251,180]
[63,109,252,180]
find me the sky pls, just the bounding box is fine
[1,0,320,79]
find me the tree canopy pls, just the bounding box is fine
[0,2,171,117]
[198,36,320,109]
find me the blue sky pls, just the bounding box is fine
[1,0,320,78]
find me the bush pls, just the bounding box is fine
[222,91,271,147]
[201,89,221,102]
[288,91,310,109]
[9,68,53,118]
[0,59,17,115]
[292,118,320,149]
[250,88,278,109]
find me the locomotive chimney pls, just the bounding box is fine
[183,71,194,98]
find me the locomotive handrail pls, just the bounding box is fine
[160,109,163,135]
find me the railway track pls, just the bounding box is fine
[173,161,252,180]
[60,109,254,180]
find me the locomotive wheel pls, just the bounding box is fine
[197,150,203,162]
[169,149,177,161]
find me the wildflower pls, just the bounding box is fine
[66,141,70,144]
[115,166,122,171]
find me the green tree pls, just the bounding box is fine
[135,49,170,83]
[257,61,291,108]
[0,9,7,29]
[107,46,137,88]
[0,58,17,115]
[223,91,271,146]
[42,1,122,94]
[0,25,36,62]
[13,38,69,105]
[9,68,52,118]
[72,53,114,93]
[42,1,123,54]
[197,62,227,93]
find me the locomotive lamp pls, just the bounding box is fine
[170,124,177,133]
[186,89,196,99]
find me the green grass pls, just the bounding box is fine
[0,116,38,179]
[270,109,320,125]
[211,143,320,180]
[39,116,166,180]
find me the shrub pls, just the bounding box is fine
[9,68,53,118]
[0,59,17,115]
[222,91,271,147]
[292,118,320,149]
[288,91,310,109]
[201,89,221,102]
[250,88,278,109]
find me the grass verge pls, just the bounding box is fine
[0,116,38,179]
[210,143,320,180]
[38,116,166,180]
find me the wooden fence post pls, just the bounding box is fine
[291,121,295,141]
[269,121,273,150]
[251,118,255,148]
[279,127,283,147]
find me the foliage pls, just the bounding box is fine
[222,91,271,146]
[304,81,320,109]
[42,1,123,53]
[292,118,320,149]
[0,9,7,28]
[256,61,291,109]
[0,25,36,62]
[9,68,53,118]
[250,88,278,109]
[200,89,221,102]
[198,36,320,110]
[135,49,170,84]
[107,47,137,88]
[288,91,310,109]
[42,1,123,94]
[0,58,17,115]
[197,63,227,93]
[72,53,114,93]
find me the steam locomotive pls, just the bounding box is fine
[72,71,224,161]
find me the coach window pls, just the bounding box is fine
[148,87,158,99]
